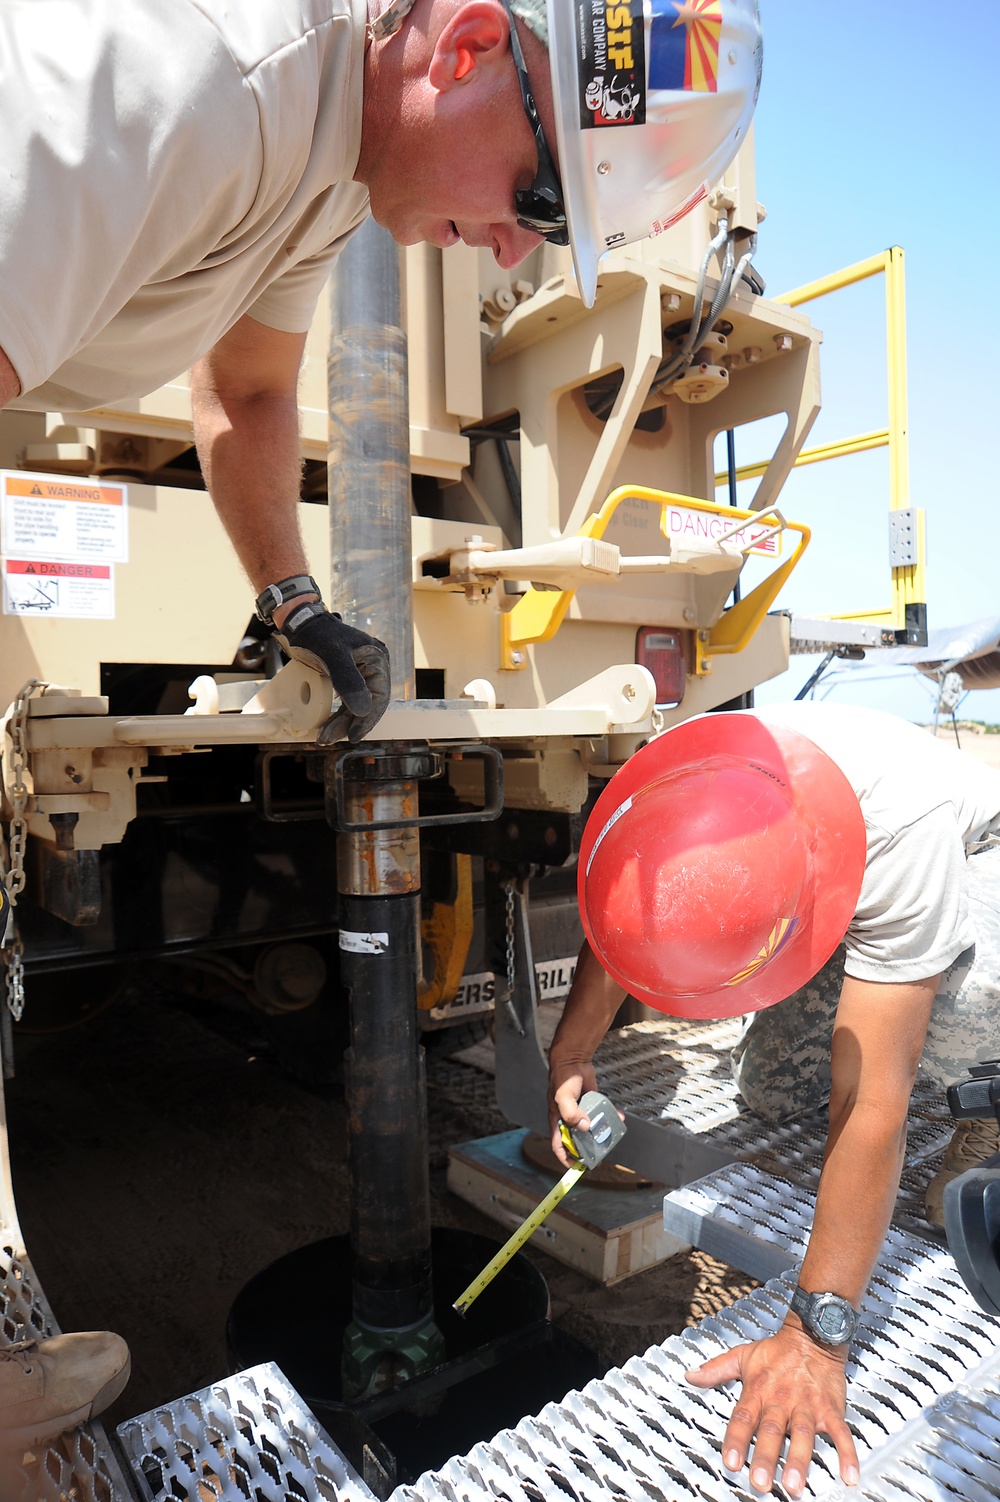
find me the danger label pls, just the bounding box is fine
[2,557,114,619]
[0,469,128,563]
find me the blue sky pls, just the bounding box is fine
[724,1,1000,723]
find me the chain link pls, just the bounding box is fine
[501,879,525,1037]
[2,678,44,1021]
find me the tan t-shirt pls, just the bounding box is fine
[1,0,372,411]
[754,701,1000,984]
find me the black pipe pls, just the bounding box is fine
[341,890,432,1330]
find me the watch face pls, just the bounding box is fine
[817,1303,849,1339]
[813,1294,855,1342]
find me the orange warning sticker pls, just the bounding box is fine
[4,476,123,506]
[0,468,128,564]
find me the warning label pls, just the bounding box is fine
[0,470,128,563]
[2,557,114,619]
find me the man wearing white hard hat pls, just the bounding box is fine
[0,0,760,739]
[550,700,1000,1498]
[0,0,761,1447]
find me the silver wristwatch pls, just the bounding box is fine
[790,1286,860,1347]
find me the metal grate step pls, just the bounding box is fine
[662,1160,954,1284]
[392,1224,1000,1502]
[592,1020,952,1233]
[0,1228,135,1502]
[118,1362,375,1502]
[113,1208,1000,1501]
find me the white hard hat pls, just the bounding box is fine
[546,0,763,306]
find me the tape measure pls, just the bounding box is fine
[452,1092,625,1317]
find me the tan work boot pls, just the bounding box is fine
[0,1332,131,1450]
[925,1117,1000,1229]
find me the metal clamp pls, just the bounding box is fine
[328,744,504,833]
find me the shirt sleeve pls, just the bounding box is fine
[0,0,263,394]
[844,803,975,984]
[247,207,369,333]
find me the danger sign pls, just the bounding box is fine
[2,557,114,619]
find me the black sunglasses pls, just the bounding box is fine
[499,0,569,245]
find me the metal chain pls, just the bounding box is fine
[501,879,524,1037]
[4,937,25,1023]
[2,678,43,1020]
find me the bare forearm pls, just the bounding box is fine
[192,378,307,591]
[792,972,938,1316]
[795,1101,907,1311]
[549,940,626,1066]
[190,317,312,601]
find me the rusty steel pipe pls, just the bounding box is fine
[327,218,414,700]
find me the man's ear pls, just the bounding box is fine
[428,0,509,92]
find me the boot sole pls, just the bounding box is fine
[0,1355,131,1451]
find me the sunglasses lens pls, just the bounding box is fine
[516,204,569,244]
[514,181,567,242]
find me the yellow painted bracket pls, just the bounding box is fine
[418,852,474,1011]
[776,247,925,635]
[705,515,810,665]
[501,486,810,672]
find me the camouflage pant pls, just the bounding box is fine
[731,844,1000,1124]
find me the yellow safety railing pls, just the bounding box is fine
[715,247,926,639]
[501,486,811,672]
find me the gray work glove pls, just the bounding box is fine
[276,604,391,743]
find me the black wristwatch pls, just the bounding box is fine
[254,574,321,625]
[790,1286,860,1347]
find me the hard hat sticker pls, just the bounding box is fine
[576,0,646,129]
[649,0,723,94]
[722,916,798,987]
[585,795,633,877]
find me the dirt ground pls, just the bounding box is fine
[3,975,755,1447]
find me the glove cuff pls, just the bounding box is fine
[254,574,322,625]
[278,599,329,638]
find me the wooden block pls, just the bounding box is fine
[447,1129,690,1285]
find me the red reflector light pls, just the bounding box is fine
[636,627,686,707]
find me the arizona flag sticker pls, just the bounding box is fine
[650,0,724,93]
[723,916,798,988]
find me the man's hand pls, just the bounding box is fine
[277,606,390,743]
[548,1054,599,1167]
[547,940,627,1166]
[685,1324,859,1497]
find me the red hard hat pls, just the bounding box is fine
[578,714,867,1019]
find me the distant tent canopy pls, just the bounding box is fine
[863,617,1000,691]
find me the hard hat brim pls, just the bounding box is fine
[546,0,601,307]
[578,713,868,1018]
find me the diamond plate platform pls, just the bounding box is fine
[590,1020,953,1235]
[118,1363,374,1502]
[112,1223,1000,1502]
[0,1078,134,1502]
[392,1226,1000,1502]
[4,978,990,1502]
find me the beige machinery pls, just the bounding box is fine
[0,130,936,1494]
[0,135,927,1030]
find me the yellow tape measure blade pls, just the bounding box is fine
[452,1161,585,1317]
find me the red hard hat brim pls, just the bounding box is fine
[578,713,867,1019]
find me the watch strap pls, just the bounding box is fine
[254,574,322,624]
